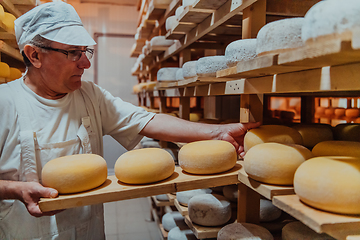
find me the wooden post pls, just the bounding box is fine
[237,183,260,223]
[179,49,191,67]
[301,96,315,124]
[240,94,264,123]
[179,97,190,120]
[242,0,266,39]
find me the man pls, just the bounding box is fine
[0,2,259,239]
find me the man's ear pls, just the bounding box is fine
[23,45,42,68]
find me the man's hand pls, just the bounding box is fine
[0,180,62,217]
[216,122,261,157]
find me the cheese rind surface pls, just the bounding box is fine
[294,156,360,214]
[176,188,212,206]
[217,222,274,240]
[292,124,333,149]
[244,143,313,185]
[115,148,175,184]
[244,125,303,152]
[312,140,360,158]
[225,39,257,67]
[178,140,237,174]
[41,154,108,194]
[282,221,336,240]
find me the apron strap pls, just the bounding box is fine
[7,80,39,182]
[78,117,92,154]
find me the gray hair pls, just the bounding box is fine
[22,35,53,67]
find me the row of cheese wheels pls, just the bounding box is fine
[0,5,16,30]
[0,62,23,82]
[315,106,360,120]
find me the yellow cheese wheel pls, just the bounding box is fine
[324,107,335,117]
[333,123,360,142]
[292,124,333,149]
[115,148,175,184]
[178,140,237,174]
[334,107,346,117]
[41,154,108,194]
[189,112,202,122]
[2,12,16,30]
[244,125,303,152]
[0,5,5,21]
[8,67,22,81]
[0,62,10,78]
[312,140,360,157]
[244,143,313,185]
[345,108,360,118]
[294,156,360,214]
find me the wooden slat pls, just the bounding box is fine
[39,163,242,212]
[237,161,294,200]
[178,6,213,24]
[0,41,22,61]
[193,0,228,10]
[1,0,22,17]
[273,195,360,240]
[151,195,174,207]
[174,199,188,216]
[266,0,321,17]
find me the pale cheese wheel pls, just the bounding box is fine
[294,156,360,214]
[225,39,257,67]
[244,125,303,152]
[0,62,10,78]
[256,18,304,56]
[175,68,184,81]
[150,36,174,47]
[156,194,169,201]
[333,123,360,142]
[196,56,228,77]
[282,221,336,240]
[166,16,178,31]
[2,12,16,30]
[175,6,184,20]
[345,108,360,118]
[291,124,333,149]
[176,188,212,206]
[114,148,175,184]
[157,67,180,81]
[8,68,22,81]
[178,140,237,174]
[312,140,360,158]
[222,185,238,202]
[182,60,197,79]
[182,0,196,7]
[301,0,360,44]
[168,227,197,240]
[188,193,231,227]
[260,199,282,222]
[41,154,107,194]
[217,222,274,240]
[244,143,313,185]
[161,212,186,232]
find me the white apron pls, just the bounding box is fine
[0,81,105,240]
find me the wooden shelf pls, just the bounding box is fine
[184,215,232,239]
[151,207,169,240]
[273,195,360,240]
[237,161,294,200]
[174,199,188,216]
[39,163,241,212]
[0,40,22,62]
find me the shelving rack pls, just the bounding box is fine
[130,0,360,239]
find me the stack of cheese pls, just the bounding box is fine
[0,7,16,31]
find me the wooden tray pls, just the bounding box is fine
[39,163,241,212]
[273,195,360,240]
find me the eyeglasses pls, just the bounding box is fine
[35,45,94,62]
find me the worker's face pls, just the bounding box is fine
[39,42,91,94]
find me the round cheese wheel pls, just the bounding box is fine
[8,68,22,81]
[175,6,184,20]
[178,140,237,174]
[334,107,346,117]
[188,193,231,227]
[156,194,169,201]
[244,143,313,185]
[256,18,304,56]
[0,5,4,21]
[291,124,333,149]
[312,140,360,158]
[345,108,360,118]
[282,221,336,240]
[175,68,184,81]
[222,185,238,202]
[2,12,16,30]
[260,199,282,222]
[114,148,175,184]
[333,123,360,142]
[324,107,335,117]
[314,106,326,118]
[196,56,228,77]
[150,36,174,47]
[157,67,180,81]
[166,16,178,31]
[0,62,10,78]
[41,154,108,194]
[168,227,197,240]
[294,156,360,214]
[176,188,212,206]
[145,81,157,91]
[182,60,197,78]
[182,0,196,7]
[225,39,257,67]
[217,222,274,240]
[301,0,360,44]
[244,125,303,152]
[161,212,186,232]
[189,112,202,122]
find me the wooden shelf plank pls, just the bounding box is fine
[184,215,233,239]
[0,40,22,61]
[273,195,360,240]
[174,199,188,216]
[1,0,22,17]
[237,161,294,200]
[39,163,242,212]
[151,207,169,240]
[157,80,178,89]
[178,6,213,24]
[193,0,228,10]
[151,195,174,207]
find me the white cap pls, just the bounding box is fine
[15,2,96,52]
